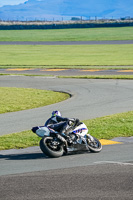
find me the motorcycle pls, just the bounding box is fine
[32,120,102,158]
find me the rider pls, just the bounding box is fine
[45,110,79,137]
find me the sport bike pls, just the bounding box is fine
[32,121,102,158]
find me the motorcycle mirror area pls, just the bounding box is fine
[68,118,80,127]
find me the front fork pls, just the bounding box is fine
[86,134,95,142]
[82,134,95,150]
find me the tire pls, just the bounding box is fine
[87,137,102,153]
[40,137,64,158]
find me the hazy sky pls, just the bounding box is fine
[0,0,28,7]
[0,0,133,20]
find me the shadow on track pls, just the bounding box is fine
[0,152,48,160]
[0,150,90,160]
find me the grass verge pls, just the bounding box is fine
[0,111,133,150]
[58,75,133,80]
[0,27,133,41]
[84,111,133,140]
[0,87,70,114]
[1,66,133,70]
[0,44,133,66]
[0,130,40,150]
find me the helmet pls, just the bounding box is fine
[52,110,62,117]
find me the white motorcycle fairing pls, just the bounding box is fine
[71,123,94,143]
[72,123,88,136]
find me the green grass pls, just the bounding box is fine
[0,130,40,150]
[58,75,133,80]
[1,66,133,70]
[0,111,133,150]
[0,44,133,67]
[84,111,133,140]
[0,27,133,41]
[0,87,70,114]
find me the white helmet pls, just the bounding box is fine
[52,110,61,117]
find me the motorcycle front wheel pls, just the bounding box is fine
[40,137,64,158]
[87,136,102,153]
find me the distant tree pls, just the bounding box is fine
[71,17,80,21]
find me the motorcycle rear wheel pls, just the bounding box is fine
[87,137,102,153]
[40,137,64,158]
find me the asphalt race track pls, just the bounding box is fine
[0,76,133,199]
[1,68,133,76]
[0,40,133,45]
[1,40,133,45]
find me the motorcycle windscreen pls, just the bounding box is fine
[36,127,50,137]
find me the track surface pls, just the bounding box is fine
[1,68,133,76]
[0,143,133,199]
[1,40,133,45]
[0,161,132,200]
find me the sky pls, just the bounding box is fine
[0,0,133,21]
[0,0,28,7]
